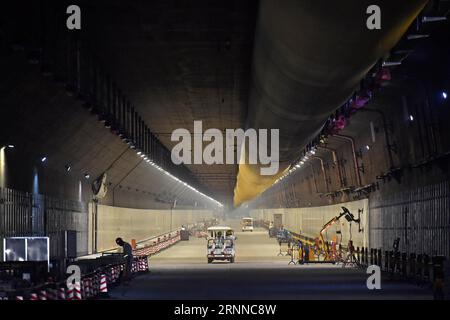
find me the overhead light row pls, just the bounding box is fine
[131,146,223,208]
[3,146,91,180]
[4,143,222,207]
[274,146,317,185]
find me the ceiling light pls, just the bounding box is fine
[407,34,429,40]
[65,165,71,172]
[442,92,447,99]
[137,151,142,155]
[421,16,447,23]
[409,115,414,121]
[7,145,14,149]
[382,61,402,67]
[365,145,370,150]
[84,173,90,179]
[41,157,47,163]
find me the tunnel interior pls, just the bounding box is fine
[0,0,450,301]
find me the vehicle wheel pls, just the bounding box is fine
[230,258,235,263]
[207,258,212,264]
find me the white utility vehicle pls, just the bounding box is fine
[206,226,236,263]
[241,217,254,232]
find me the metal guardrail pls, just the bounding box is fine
[0,226,188,300]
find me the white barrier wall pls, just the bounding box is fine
[250,199,369,248]
[89,204,214,252]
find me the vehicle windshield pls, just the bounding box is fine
[243,219,253,226]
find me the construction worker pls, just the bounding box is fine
[297,240,304,264]
[116,237,133,284]
[304,244,310,264]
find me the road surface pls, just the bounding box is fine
[109,220,432,299]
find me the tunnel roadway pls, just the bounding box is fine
[109,220,432,300]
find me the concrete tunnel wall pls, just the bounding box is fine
[250,199,369,249]
[0,47,221,211]
[90,204,214,252]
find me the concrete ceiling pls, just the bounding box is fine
[3,0,444,210]
[78,0,258,205]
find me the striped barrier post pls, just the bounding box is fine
[16,296,24,300]
[58,287,66,300]
[110,267,114,283]
[143,256,149,271]
[112,267,117,283]
[136,260,140,272]
[30,293,38,300]
[99,274,108,297]
[74,281,82,300]
[66,283,74,300]
[39,289,48,300]
[80,281,85,299]
[139,257,144,272]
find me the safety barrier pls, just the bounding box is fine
[4,232,172,300]
[1,229,181,300]
[2,255,151,300]
[287,231,447,299]
[133,232,181,257]
[355,246,447,299]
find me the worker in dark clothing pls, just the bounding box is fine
[304,244,310,264]
[116,237,133,283]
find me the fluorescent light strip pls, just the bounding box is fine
[274,151,313,185]
[134,149,223,207]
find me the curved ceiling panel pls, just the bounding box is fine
[234,0,428,206]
